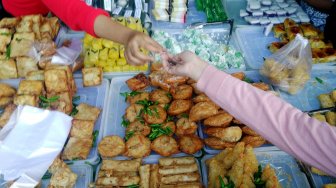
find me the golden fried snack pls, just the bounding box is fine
[127,92,149,104]
[261,164,282,188]
[0,83,16,97]
[126,120,151,136]
[160,183,202,188]
[161,173,200,184]
[325,111,336,126]
[151,62,163,72]
[149,71,171,91]
[204,127,242,142]
[207,159,227,188]
[0,104,16,128]
[318,94,335,108]
[192,94,211,103]
[150,164,160,188]
[331,90,336,103]
[189,102,218,122]
[125,104,143,122]
[149,89,171,104]
[162,121,176,136]
[70,119,95,138]
[126,73,150,91]
[96,176,140,186]
[101,158,142,171]
[49,167,77,188]
[163,74,188,85]
[178,135,203,154]
[187,79,197,84]
[311,167,329,176]
[168,100,193,116]
[323,184,336,188]
[143,105,167,124]
[222,142,245,169]
[124,134,151,158]
[251,82,270,91]
[0,97,13,108]
[227,155,244,187]
[73,103,101,121]
[233,118,244,125]
[206,148,233,166]
[62,137,92,160]
[98,170,138,178]
[312,113,327,122]
[231,72,245,80]
[244,146,258,174]
[241,135,266,147]
[151,135,179,157]
[176,117,198,135]
[140,165,150,188]
[159,163,199,176]
[170,84,193,100]
[98,136,125,158]
[204,137,237,150]
[242,126,259,136]
[159,157,196,166]
[204,112,233,127]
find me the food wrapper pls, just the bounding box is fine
[260,34,312,95]
[28,41,57,69]
[0,106,72,187]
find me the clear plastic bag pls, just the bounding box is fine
[260,34,312,95]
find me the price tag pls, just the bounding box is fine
[124,10,133,18]
[104,0,112,11]
[112,6,123,15]
[134,0,143,9]
[134,9,142,19]
[144,3,148,13]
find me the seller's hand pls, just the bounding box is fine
[125,31,165,65]
[161,51,208,81]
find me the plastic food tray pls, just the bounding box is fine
[235,27,336,69]
[0,78,109,165]
[223,0,248,26]
[304,165,336,188]
[201,150,310,188]
[95,154,203,184]
[198,70,279,154]
[278,68,336,112]
[104,75,203,157]
[41,163,93,188]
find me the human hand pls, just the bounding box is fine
[125,31,165,65]
[161,51,208,81]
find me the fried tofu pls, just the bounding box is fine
[82,67,103,87]
[0,59,18,79]
[0,97,13,108]
[26,70,45,81]
[73,103,101,121]
[0,17,20,28]
[325,111,336,126]
[0,83,16,97]
[126,73,150,91]
[47,17,60,38]
[17,80,44,95]
[10,32,35,57]
[16,57,38,78]
[14,95,38,107]
[46,65,75,93]
[49,167,77,188]
[44,69,69,93]
[16,20,33,33]
[318,94,335,108]
[62,137,93,160]
[70,119,95,138]
[47,92,73,114]
[0,104,16,128]
[0,28,12,52]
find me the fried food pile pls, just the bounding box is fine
[270,18,336,64]
[206,142,282,188]
[47,157,77,188]
[0,14,60,79]
[311,90,336,126]
[96,157,202,188]
[0,83,17,128]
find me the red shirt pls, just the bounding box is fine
[2,0,109,36]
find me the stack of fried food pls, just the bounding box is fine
[96,157,202,188]
[119,70,203,158]
[0,14,60,79]
[0,83,17,128]
[269,18,336,64]
[206,142,281,188]
[48,157,77,188]
[312,90,336,126]
[200,72,269,150]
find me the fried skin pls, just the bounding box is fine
[207,159,227,188]
[161,173,200,184]
[227,155,244,187]
[261,164,282,188]
[242,126,259,136]
[176,117,198,135]
[170,84,193,100]
[127,92,149,104]
[162,121,176,136]
[204,127,242,142]
[143,105,167,124]
[204,112,233,127]
[241,136,266,147]
[149,89,171,104]
[98,136,125,158]
[125,104,144,122]
[151,135,179,157]
[124,134,151,158]
[189,102,218,122]
[126,73,150,91]
[159,157,196,166]
[192,94,211,103]
[204,137,237,150]
[168,100,193,116]
[178,135,203,154]
[0,83,16,97]
[126,120,151,136]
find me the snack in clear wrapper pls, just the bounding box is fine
[260,34,312,95]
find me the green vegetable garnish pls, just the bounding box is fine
[72,95,80,103]
[92,130,99,147]
[166,115,174,122]
[148,125,172,141]
[243,77,254,83]
[39,95,60,108]
[120,91,141,101]
[42,172,52,180]
[70,107,78,116]
[122,116,130,127]
[164,104,170,111]
[127,185,139,188]
[181,113,189,118]
[15,38,22,42]
[0,33,10,36]
[5,46,10,59]
[125,131,135,141]
[166,93,173,99]
[254,165,266,188]
[219,175,234,188]
[315,77,324,84]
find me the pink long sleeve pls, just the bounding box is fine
[42,0,109,36]
[197,65,336,176]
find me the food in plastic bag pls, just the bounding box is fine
[260,34,312,95]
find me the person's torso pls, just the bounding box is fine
[2,0,49,16]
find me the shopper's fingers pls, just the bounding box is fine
[125,49,143,65]
[130,46,154,63]
[144,38,165,53]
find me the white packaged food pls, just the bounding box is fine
[152,9,169,21]
[299,14,310,22]
[240,9,249,17]
[275,0,284,3]
[170,11,186,23]
[249,17,261,24]
[269,17,280,24]
[265,10,276,16]
[261,0,272,6]
[260,17,271,25]
[270,5,280,10]
[277,9,287,16]
[244,16,253,23]
[278,16,286,22]
[278,2,289,8]
[287,7,297,14]
[261,7,270,11]
[249,1,261,9]
[252,10,264,16]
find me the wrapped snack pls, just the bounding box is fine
[260,34,312,95]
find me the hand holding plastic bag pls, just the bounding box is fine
[260,34,312,95]
[0,106,72,187]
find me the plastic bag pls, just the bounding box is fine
[260,34,312,95]
[28,41,57,69]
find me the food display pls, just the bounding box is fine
[95,156,202,187]
[196,0,228,22]
[152,0,188,23]
[0,15,60,79]
[152,29,245,70]
[269,18,336,64]
[47,157,77,188]
[83,17,149,72]
[239,0,309,25]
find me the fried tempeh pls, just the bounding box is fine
[98,170,138,178]
[96,176,140,186]
[140,164,150,188]
[160,182,202,188]
[101,159,141,171]
[159,157,196,167]
[161,173,200,184]
[159,163,198,176]
[150,164,160,188]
